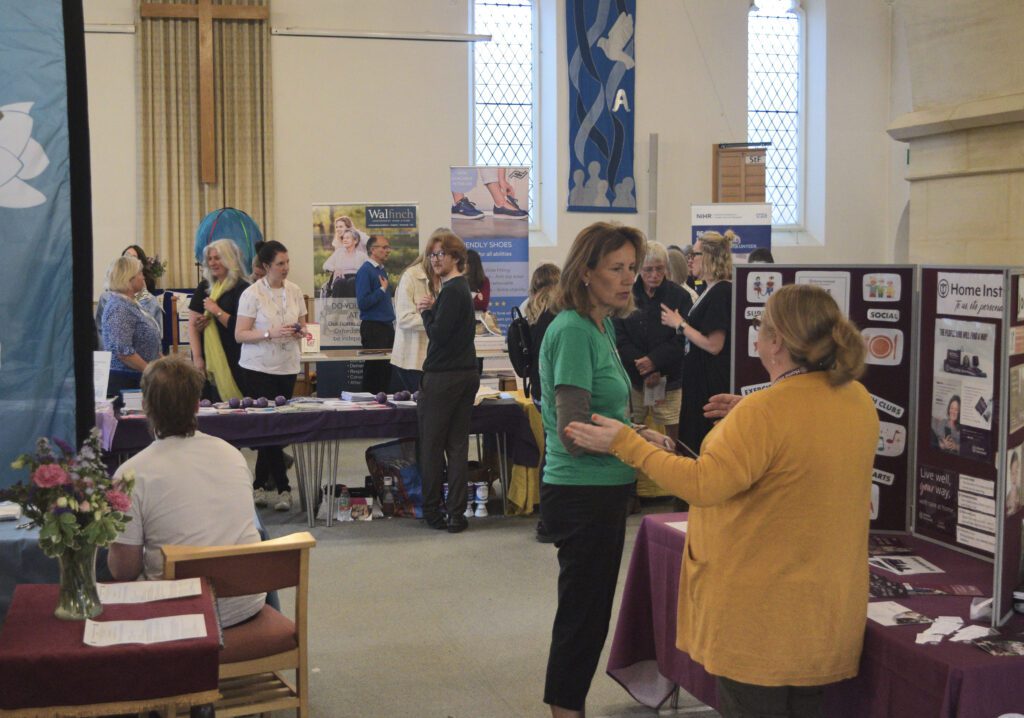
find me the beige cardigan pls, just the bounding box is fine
[610,372,879,686]
[390,264,432,371]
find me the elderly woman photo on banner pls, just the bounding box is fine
[566,0,637,213]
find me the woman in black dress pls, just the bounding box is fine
[660,231,734,456]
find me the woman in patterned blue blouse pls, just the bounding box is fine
[100,255,162,399]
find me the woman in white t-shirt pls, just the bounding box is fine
[235,240,307,511]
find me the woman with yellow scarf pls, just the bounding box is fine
[187,239,250,401]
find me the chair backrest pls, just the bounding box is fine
[162,532,316,597]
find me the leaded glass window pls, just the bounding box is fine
[473,0,535,219]
[748,0,803,227]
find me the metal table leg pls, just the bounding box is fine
[324,439,341,527]
[496,432,509,516]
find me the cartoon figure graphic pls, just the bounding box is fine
[765,277,776,296]
[753,275,763,297]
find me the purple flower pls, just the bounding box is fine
[32,464,69,488]
[53,437,74,455]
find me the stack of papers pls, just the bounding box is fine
[869,555,944,576]
[120,390,143,412]
[916,616,963,644]
[341,391,376,402]
[867,601,932,626]
[0,502,21,521]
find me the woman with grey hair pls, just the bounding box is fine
[187,239,250,401]
[667,245,699,304]
[100,255,162,397]
[614,241,692,445]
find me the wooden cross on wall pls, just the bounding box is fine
[139,0,269,185]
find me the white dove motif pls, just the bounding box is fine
[0,102,50,208]
[596,12,635,70]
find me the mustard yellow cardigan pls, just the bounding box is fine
[610,372,879,686]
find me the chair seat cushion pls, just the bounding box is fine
[221,605,297,664]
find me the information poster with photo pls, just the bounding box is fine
[915,268,1006,560]
[731,265,915,531]
[311,203,418,392]
[691,204,771,262]
[997,271,1024,623]
[449,167,530,332]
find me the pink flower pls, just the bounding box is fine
[79,501,91,513]
[106,489,131,512]
[32,464,69,488]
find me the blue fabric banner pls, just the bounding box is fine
[0,1,75,487]
[566,0,637,213]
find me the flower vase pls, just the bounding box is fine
[55,544,103,620]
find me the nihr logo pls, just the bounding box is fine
[938,278,949,298]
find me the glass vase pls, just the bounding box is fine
[55,544,103,620]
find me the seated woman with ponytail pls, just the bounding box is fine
[187,239,249,401]
[564,284,879,718]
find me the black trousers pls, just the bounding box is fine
[360,320,395,394]
[716,677,825,718]
[540,481,631,711]
[417,369,479,520]
[237,367,295,493]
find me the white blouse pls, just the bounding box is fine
[237,278,307,375]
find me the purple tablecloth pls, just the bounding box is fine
[100,400,540,468]
[608,513,1024,718]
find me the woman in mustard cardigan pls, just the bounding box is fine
[566,284,878,718]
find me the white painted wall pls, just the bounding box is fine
[83,0,901,300]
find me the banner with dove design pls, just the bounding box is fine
[566,0,637,213]
[0,0,76,487]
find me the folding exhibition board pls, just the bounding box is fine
[915,266,1024,626]
[731,265,917,533]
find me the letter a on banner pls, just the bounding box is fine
[566,0,637,213]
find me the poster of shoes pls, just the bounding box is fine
[449,167,530,332]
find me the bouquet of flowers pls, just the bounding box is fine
[146,254,167,280]
[3,428,134,558]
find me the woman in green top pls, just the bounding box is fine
[539,222,644,718]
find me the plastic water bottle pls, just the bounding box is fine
[381,477,396,517]
[338,485,351,519]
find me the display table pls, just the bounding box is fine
[98,400,540,527]
[607,513,1024,718]
[0,581,220,715]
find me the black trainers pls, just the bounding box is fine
[451,197,484,220]
[447,515,469,534]
[425,513,448,530]
[535,519,555,544]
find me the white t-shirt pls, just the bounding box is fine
[237,278,307,375]
[113,431,266,627]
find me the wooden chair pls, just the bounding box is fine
[161,532,316,717]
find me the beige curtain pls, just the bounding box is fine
[137,0,274,289]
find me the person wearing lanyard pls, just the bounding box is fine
[538,222,644,718]
[355,235,396,394]
[235,241,306,511]
[660,231,734,468]
[565,284,878,718]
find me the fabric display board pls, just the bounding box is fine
[565,0,636,212]
[311,202,418,394]
[0,0,93,488]
[731,265,916,532]
[449,166,530,332]
[691,203,772,261]
[916,266,1024,624]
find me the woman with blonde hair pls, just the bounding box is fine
[187,238,250,401]
[567,284,878,718]
[391,248,436,392]
[523,263,561,324]
[100,255,163,397]
[661,230,735,460]
[667,245,699,303]
[538,222,644,717]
